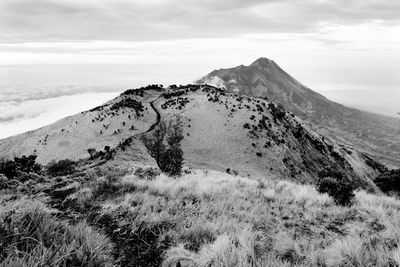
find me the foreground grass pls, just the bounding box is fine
[2,166,400,266]
[0,199,113,266]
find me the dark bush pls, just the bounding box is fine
[111,98,144,116]
[87,148,97,159]
[14,155,42,174]
[268,103,286,121]
[317,168,355,206]
[0,159,17,178]
[0,155,42,179]
[47,159,76,177]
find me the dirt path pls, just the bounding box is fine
[146,98,161,133]
[111,96,162,158]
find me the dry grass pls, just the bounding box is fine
[3,166,400,266]
[86,168,400,266]
[0,199,114,266]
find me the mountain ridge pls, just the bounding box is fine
[198,58,400,167]
[0,84,385,192]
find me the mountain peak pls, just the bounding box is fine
[250,57,275,68]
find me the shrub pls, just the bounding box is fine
[47,159,76,177]
[0,155,42,179]
[317,169,355,206]
[87,148,97,159]
[142,117,184,176]
[14,155,42,174]
[0,159,17,178]
[268,103,286,121]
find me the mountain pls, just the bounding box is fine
[0,85,384,191]
[198,58,400,167]
[1,84,396,266]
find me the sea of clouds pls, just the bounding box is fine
[0,84,120,138]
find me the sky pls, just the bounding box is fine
[0,0,399,138]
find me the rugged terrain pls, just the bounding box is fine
[1,83,399,266]
[1,163,400,266]
[198,58,400,167]
[0,84,384,189]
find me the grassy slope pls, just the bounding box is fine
[154,88,380,188]
[2,165,400,266]
[0,91,160,164]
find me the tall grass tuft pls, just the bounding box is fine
[0,200,114,266]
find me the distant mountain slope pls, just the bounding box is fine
[198,58,400,167]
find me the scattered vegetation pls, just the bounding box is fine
[268,103,286,122]
[122,84,164,96]
[2,158,400,266]
[1,83,396,266]
[111,98,144,116]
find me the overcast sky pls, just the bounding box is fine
[0,0,399,137]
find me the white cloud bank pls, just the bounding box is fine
[0,92,119,138]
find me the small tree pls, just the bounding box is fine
[142,117,184,176]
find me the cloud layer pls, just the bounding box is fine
[0,91,119,138]
[1,0,399,42]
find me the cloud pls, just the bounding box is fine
[0,84,119,104]
[0,0,399,43]
[0,91,119,138]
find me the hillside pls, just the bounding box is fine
[0,85,385,190]
[1,84,398,266]
[0,87,162,164]
[198,58,400,167]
